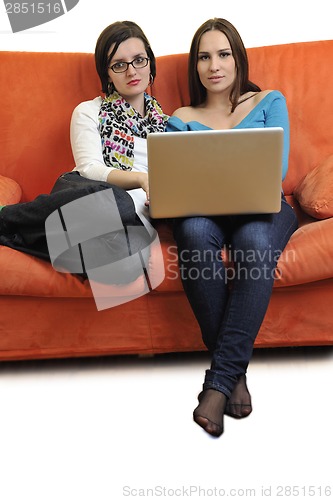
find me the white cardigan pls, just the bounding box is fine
[70,96,149,220]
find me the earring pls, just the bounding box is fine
[149,74,154,86]
[107,82,115,95]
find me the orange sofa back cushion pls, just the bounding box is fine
[0,52,100,201]
[0,40,332,200]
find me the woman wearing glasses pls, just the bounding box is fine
[69,20,168,219]
[0,21,168,266]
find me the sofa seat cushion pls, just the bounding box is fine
[0,246,93,297]
[0,175,22,205]
[294,155,333,219]
[0,245,148,302]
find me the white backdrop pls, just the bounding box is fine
[0,0,332,54]
[0,2,333,499]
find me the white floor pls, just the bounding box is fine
[0,346,332,500]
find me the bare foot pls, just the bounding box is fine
[193,389,227,437]
[225,375,252,419]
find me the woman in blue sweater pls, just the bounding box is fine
[167,18,298,437]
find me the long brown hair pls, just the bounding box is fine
[188,18,261,111]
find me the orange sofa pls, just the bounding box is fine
[1,40,333,361]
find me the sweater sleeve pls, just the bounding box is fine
[263,92,290,181]
[70,98,117,182]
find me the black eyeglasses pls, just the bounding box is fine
[109,57,150,74]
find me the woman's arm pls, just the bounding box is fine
[70,99,148,194]
[70,99,112,182]
[264,92,290,181]
[106,169,149,199]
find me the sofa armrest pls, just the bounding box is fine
[0,175,22,205]
[276,217,333,286]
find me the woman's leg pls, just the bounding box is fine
[205,199,297,393]
[173,215,253,434]
[174,198,297,436]
[173,216,230,351]
[172,215,253,423]
[200,198,298,434]
[0,185,100,260]
[0,172,149,265]
[173,216,231,436]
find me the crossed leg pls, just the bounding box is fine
[193,374,252,437]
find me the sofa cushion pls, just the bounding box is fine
[0,175,22,205]
[0,243,154,306]
[294,155,333,219]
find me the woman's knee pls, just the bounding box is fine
[173,217,223,251]
[233,224,271,260]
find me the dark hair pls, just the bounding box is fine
[188,18,261,111]
[95,20,156,95]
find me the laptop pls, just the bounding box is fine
[147,127,283,218]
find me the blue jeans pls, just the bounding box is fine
[173,195,298,398]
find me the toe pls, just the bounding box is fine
[193,413,223,437]
[225,403,252,419]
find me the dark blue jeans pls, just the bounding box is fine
[173,195,298,398]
